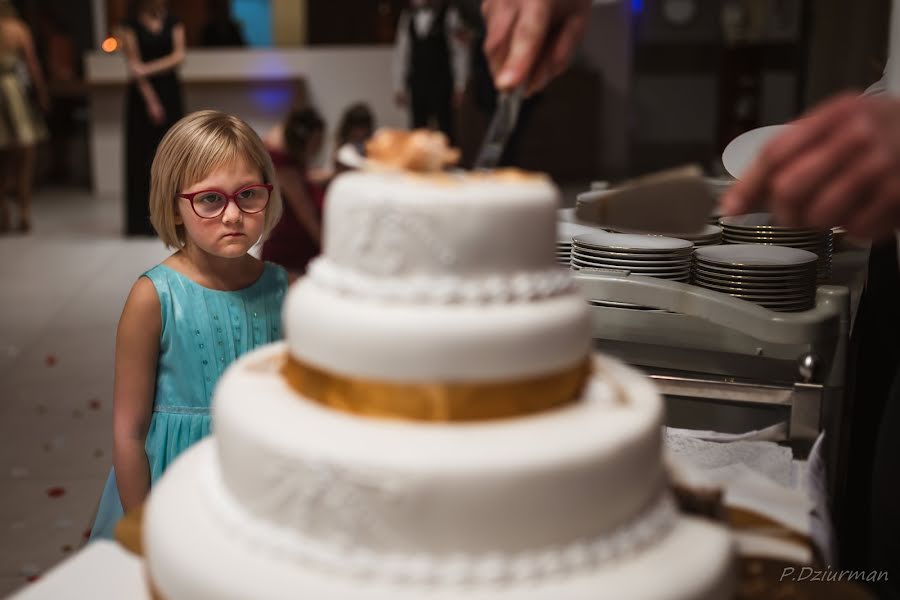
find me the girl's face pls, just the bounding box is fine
[176,157,268,260]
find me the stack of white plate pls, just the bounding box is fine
[693,244,818,312]
[571,231,694,282]
[557,221,602,266]
[719,214,833,282]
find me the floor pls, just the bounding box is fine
[0,189,169,596]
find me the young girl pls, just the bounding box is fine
[90,110,289,540]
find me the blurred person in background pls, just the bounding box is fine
[392,0,469,143]
[261,107,326,276]
[332,101,375,175]
[0,0,48,233]
[118,0,185,236]
[201,0,245,47]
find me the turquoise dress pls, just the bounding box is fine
[89,262,288,540]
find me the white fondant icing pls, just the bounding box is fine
[145,440,737,600]
[307,259,576,304]
[323,172,559,279]
[214,346,665,556]
[203,453,678,584]
[284,281,591,381]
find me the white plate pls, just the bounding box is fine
[722,234,829,246]
[722,125,790,179]
[557,221,603,241]
[611,224,722,242]
[573,231,694,253]
[695,264,817,279]
[719,213,826,233]
[692,272,815,289]
[693,269,816,289]
[693,281,814,300]
[571,246,694,260]
[573,264,691,276]
[695,244,818,268]
[571,252,691,268]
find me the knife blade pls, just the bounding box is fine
[473,85,525,170]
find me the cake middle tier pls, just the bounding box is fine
[284,278,591,381]
[213,344,667,559]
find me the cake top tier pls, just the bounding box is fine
[320,169,560,281]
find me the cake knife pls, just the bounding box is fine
[473,85,525,170]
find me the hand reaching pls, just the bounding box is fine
[722,93,900,241]
[482,0,592,94]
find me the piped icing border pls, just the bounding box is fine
[307,258,576,304]
[203,455,677,585]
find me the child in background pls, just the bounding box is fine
[90,110,289,540]
[260,106,326,275]
[333,102,375,174]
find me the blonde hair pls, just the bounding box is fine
[149,110,283,249]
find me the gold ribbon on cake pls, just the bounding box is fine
[281,355,591,421]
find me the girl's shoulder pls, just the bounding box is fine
[261,260,290,291]
[119,274,162,335]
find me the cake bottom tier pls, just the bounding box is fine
[145,440,736,600]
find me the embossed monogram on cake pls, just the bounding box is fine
[333,199,456,274]
[250,455,407,548]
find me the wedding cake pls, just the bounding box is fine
[142,132,735,599]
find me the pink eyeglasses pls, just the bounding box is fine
[177,183,273,219]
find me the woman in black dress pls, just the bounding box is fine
[118,0,184,236]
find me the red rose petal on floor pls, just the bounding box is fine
[45,486,66,498]
[88,399,101,410]
[82,528,92,540]
[45,354,57,366]
[26,575,40,583]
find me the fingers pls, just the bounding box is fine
[756,93,860,175]
[766,114,876,226]
[721,94,861,216]
[496,0,551,90]
[805,145,888,228]
[483,0,518,81]
[526,11,588,95]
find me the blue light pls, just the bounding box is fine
[249,87,294,112]
[631,0,644,12]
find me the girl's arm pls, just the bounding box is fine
[277,164,322,246]
[112,277,161,512]
[137,23,186,77]
[118,25,165,124]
